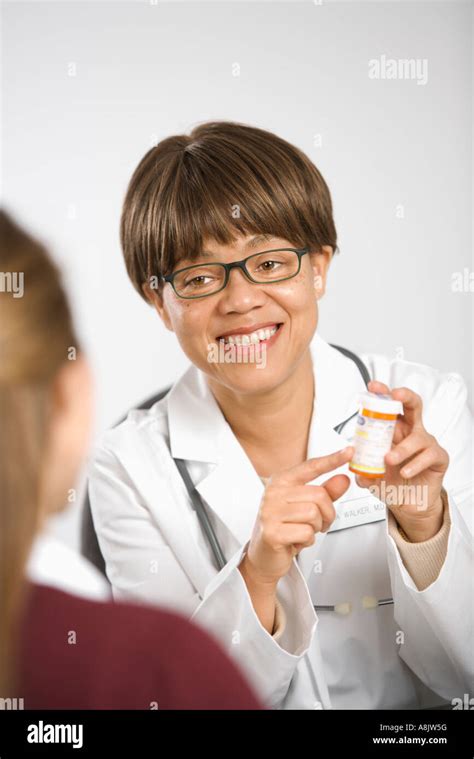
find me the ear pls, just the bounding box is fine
[309,245,333,300]
[142,281,174,332]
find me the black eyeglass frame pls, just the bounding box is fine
[161,247,310,299]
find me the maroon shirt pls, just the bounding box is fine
[17,582,262,710]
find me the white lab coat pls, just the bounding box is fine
[27,530,111,601]
[88,333,473,709]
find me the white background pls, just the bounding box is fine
[2,0,472,548]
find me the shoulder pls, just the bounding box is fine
[360,350,467,406]
[90,362,202,462]
[20,583,260,709]
[88,363,207,477]
[88,391,174,482]
[360,349,470,436]
[26,581,191,645]
[98,392,170,452]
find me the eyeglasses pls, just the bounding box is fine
[162,247,310,299]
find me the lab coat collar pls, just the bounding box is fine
[166,332,368,546]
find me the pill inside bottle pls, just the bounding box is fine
[349,392,403,478]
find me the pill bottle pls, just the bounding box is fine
[349,392,403,478]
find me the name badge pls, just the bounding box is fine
[328,493,387,532]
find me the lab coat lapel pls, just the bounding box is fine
[195,426,264,546]
[115,422,216,599]
[167,364,264,546]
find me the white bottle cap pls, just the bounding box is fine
[358,391,403,416]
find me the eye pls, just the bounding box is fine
[183,274,214,289]
[255,258,283,274]
[258,259,280,270]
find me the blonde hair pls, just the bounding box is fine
[0,209,79,695]
[120,120,338,300]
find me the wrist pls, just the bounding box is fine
[238,555,279,596]
[394,491,445,543]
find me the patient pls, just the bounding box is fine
[0,209,261,710]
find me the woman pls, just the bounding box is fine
[88,121,473,710]
[0,208,261,710]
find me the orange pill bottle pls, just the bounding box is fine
[349,392,403,478]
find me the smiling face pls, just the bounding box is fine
[146,233,333,396]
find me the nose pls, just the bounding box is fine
[219,265,265,311]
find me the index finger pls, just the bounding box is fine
[272,446,354,487]
[368,379,390,395]
[390,386,423,429]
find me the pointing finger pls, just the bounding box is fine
[273,446,354,487]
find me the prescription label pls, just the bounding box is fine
[349,415,397,476]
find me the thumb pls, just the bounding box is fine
[321,473,351,502]
[355,474,376,491]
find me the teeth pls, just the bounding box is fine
[220,325,279,345]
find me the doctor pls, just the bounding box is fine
[88,120,473,709]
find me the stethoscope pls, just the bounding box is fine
[173,344,394,614]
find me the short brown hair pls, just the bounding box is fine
[120,121,338,301]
